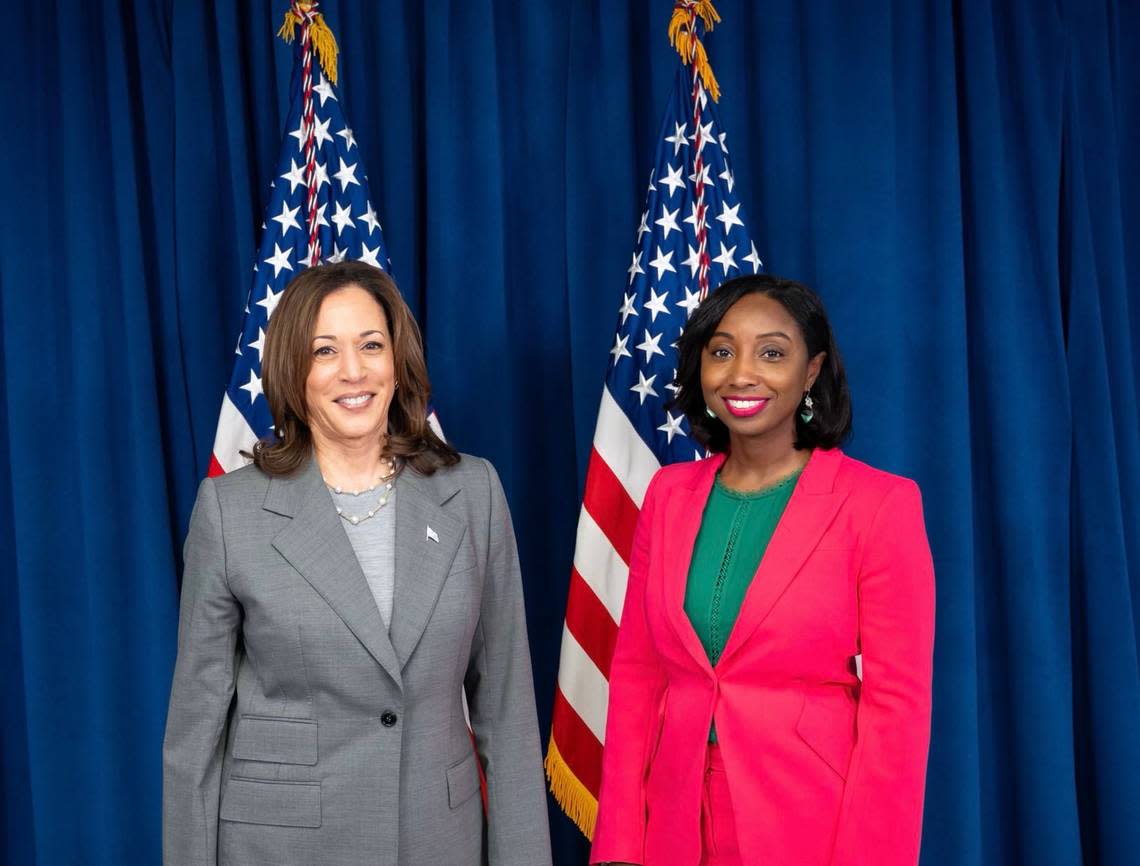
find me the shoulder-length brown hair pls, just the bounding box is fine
[251,260,459,476]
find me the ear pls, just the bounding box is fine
[806,351,827,390]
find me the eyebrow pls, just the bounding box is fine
[312,330,386,341]
[710,330,792,341]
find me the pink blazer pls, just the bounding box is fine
[590,448,935,866]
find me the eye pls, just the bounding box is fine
[313,345,336,357]
[361,340,385,351]
[760,348,785,360]
[709,345,733,359]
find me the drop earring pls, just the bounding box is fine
[799,392,815,424]
[705,405,716,418]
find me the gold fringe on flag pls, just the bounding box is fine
[544,736,599,840]
[668,0,722,102]
[277,3,340,85]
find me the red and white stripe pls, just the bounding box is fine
[547,385,661,830]
[208,393,257,478]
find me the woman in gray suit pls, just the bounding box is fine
[163,261,552,865]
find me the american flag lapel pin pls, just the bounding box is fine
[426,526,439,544]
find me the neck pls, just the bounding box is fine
[719,429,810,491]
[312,436,390,491]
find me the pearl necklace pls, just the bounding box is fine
[325,458,398,526]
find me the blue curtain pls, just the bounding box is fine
[2,1,1137,864]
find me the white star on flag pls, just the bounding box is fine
[248,328,266,361]
[337,126,357,150]
[311,116,334,148]
[689,120,715,155]
[713,241,738,274]
[636,330,666,362]
[313,75,337,105]
[689,163,714,188]
[637,209,650,240]
[333,158,359,191]
[619,292,639,324]
[643,288,670,322]
[240,371,263,403]
[660,163,686,197]
[649,246,676,280]
[257,286,283,318]
[718,166,735,193]
[263,243,294,278]
[360,202,382,235]
[655,205,681,239]
[716,201,744,233]
[272,201,301,234]
[331,201,354,232]
[665,121,688,156]
[280,158,307,193]
[657,411,685,443]
[677,287,702,317]
[358,243,382,268]
[610,333,632,364]
[744,241,764,273]
[628,251,645,283]
[630,371,658,404]
[682,244,701,277]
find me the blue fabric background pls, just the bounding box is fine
[1,2,1137,864]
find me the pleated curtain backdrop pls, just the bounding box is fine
[1,1,1137,864]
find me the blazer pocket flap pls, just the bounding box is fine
[221,778,321,828]
[795,695,855,780]
[446,752,481,809]
[233,716,318,765]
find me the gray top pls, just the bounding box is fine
[330,484,397,628]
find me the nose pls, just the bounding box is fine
[727,354,760,387]
[338,347,365,381]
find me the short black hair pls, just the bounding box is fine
[672,273,852,453]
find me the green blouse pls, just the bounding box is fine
[684,467,803,739]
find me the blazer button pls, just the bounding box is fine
[381,711,398,727]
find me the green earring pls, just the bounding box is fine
[799,393,815,424]
[705,405,717,418]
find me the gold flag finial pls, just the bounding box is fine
[668,0,722,102]
[277,2,340,86]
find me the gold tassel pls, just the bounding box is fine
[276,3,340,85]
[544,737,599,840]
[668,0,722,102]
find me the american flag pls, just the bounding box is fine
[209,4,394,477]
[545,2,762,837]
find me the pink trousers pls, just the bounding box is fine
[699,744,742,866]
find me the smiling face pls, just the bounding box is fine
[700,292,825,452]
[303,285,396,454]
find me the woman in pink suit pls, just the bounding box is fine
[591,274,935,866]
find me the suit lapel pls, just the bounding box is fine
[718,448,849,667]
[389,467,463,669]
[661,455,724,673]
[268,458,403,688]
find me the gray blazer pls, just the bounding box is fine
[163,454,552,866]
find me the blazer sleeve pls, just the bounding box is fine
[162,477,241,866]
[589,471,667,866]
[830,478,935,866]
[463,458,553,866]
